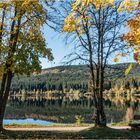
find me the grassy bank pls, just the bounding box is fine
[5,123,93,128]
[4,122,131,128]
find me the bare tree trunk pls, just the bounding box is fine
[0,73,7,99]
[99,16,106,126]
[0,100,5,130]
[0,107,4,130]
[85,16,102,126]
[0,71,13,130]
[100,69,106,126]
[93,7,106,127]
[89,65,101,126]
[94,104,100,127]
[0,74,7,130]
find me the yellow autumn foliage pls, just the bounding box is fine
[121,1,140,63]
[63,0,114,33]
[117,0,139,13]
[64,0,140,75]
[72,0,114,11]
[125,64,133,76]
[114,57,119,63]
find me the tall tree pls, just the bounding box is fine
[63,0,129,127]
[0,0,53,130]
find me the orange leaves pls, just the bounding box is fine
[133,51,140,64]
[118,2,139,70]
[119,1,140,45]
[121,5,140,63]
[134,52,139,61]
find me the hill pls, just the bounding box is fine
[11,63,140,91]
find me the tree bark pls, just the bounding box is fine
[0,73,7,99]
[0,71,13,130]
[0,107,4,131]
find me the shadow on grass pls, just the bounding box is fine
[78,126,140,139]
[0,127,140,139]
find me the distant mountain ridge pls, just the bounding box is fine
[40,65,88,75]
[40,62,139,76]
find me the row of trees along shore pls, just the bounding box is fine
[0,0,140,129]
[8,85,140,124]
[8,86,140,109]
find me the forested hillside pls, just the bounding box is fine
[10,63,140,91]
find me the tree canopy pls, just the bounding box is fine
[0,0,53,76]
[0,0,53,130]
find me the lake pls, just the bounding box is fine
[3,118,56,126]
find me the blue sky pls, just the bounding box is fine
[41,25,73,69]
[40,20,134,69]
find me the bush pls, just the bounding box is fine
[75,115,84,126]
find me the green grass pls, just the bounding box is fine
[4,121,132,128]
[0,127,140,139]
[5,124,46,128]
[111,121,129,126]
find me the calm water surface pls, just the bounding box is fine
[4,118,56,126]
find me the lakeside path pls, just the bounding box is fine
[5,126,131,131]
